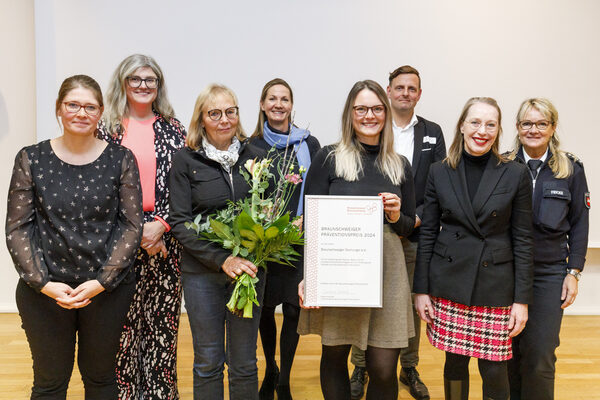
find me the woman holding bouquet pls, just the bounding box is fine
[168,84,267,400]
[250,78,321,400]
[98,54,186,399]
[298,80,416,400]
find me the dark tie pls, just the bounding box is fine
[527,159,543,180]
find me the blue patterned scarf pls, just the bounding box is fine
[262,122,311,215]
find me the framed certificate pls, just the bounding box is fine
[303,195,383,307]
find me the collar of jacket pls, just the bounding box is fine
[195,138,249,161]
[514,146,553,166]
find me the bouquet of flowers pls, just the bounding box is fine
[185,146,306,318]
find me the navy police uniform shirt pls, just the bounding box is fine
[514,147,589,271]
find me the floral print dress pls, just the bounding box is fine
[98,115,186,399]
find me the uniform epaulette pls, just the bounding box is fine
[502,150,517,160]
[566,152,583,167]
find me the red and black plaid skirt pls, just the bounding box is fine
[426,296,513,361]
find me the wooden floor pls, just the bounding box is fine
[1,314,599,399]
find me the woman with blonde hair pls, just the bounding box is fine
[298,79,416,400]
[250,78,321,400]
[168,84,267,400]
[97,54,186,399]
[414,97,533,400]
[507,98,589,400]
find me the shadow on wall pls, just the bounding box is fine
[0,91,8,139]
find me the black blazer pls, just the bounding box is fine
[408,116,446,242]
[413,154,534,307]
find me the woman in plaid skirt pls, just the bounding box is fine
[413,97,534,400]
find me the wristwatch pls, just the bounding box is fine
[566,269,582,281]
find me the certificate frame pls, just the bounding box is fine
[303,195,383,307]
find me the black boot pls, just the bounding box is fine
[349,366,368,400]
[259,365,279,400]
[444,378,469,400]
[400,367,430,399]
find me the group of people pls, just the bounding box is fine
[5,54,588,400]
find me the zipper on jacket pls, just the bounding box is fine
[227,169,235,198]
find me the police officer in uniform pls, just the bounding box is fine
[507,98,590,400]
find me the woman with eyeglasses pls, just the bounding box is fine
[413,97,534,400]
[6,74,143,398]
[249,78,320,400]
[297,80,416,400]
[97,54,186,399]
[506,98,589,400]
[168,84,267,400]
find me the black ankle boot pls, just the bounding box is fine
[259,366,279,400]
[444,378,469,400]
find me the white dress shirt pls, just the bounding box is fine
[392,113,419,166]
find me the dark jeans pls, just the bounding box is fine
[182,270,265,400]
[351,238,420,369]
[508,266,565,400]
[16,279,134,400]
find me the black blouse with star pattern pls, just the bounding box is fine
[5,140,143,292]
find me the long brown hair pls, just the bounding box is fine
[332,80,405,184]
[252,78,294,138]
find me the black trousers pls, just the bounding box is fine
[508,265,565,400]
[16,279,134,400]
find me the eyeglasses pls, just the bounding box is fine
[207,106,239,121]
[466,120,498,133]
[353,105,385,116]
[126,76,159,89]
[63,102,101,116]
[518,120,551,131]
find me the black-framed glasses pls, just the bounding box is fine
[466,120,498,133]
[518,120,551,131]
[126,76,159,89]
[63,102,101,116]
[207,106,239,121]
[353,105,385,116]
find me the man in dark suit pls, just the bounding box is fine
[349,65,446,400]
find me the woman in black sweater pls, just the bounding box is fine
[298,80,415,400]
[250,78,321,400]
[6,75,143,398]
[168,84,267,400]
[414,97,533,400]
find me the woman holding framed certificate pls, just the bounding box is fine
[413,97,534,400]
[298,80,416,400]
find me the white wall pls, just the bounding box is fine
[0,0,37,311]
[1,0,599,313]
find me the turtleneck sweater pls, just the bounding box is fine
[463,150,491,202]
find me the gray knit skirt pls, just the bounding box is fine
[297,225,415,349]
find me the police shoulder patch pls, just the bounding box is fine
[585,192,591,209]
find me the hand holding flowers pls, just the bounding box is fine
[186,144,307,318]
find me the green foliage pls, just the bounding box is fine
[186,149,307,318]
